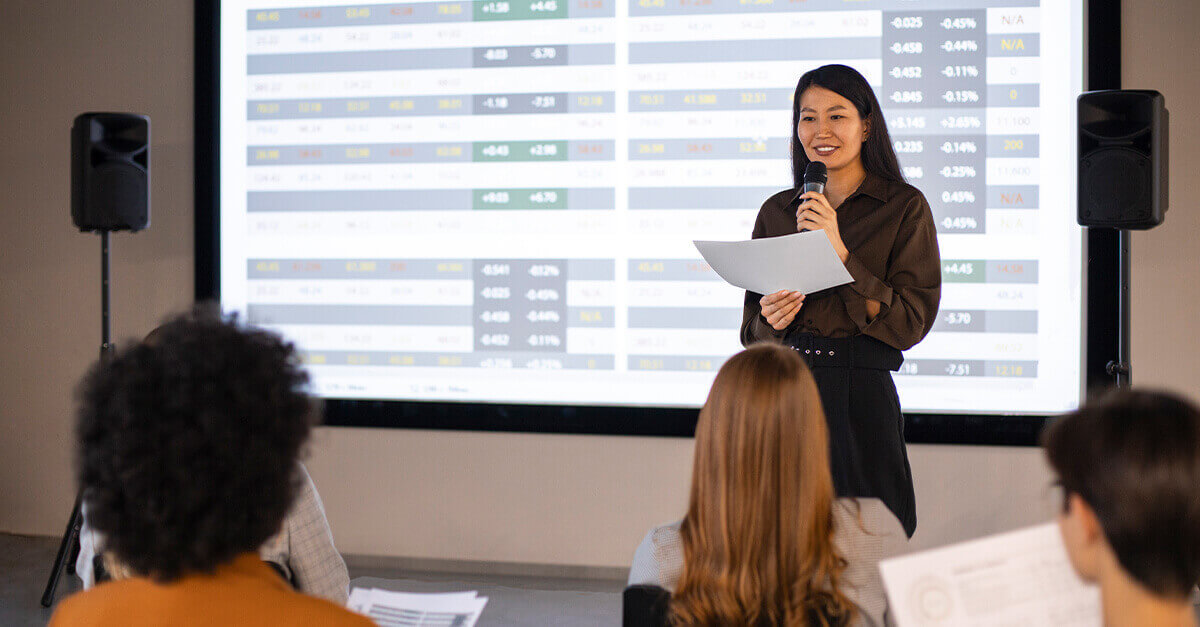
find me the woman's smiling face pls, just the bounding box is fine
[796,85,869,173]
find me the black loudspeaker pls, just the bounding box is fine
[1078,90,1168,229]
[71,112,150,232]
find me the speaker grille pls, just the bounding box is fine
[92,163,148,230]
[1080,147,1152,225]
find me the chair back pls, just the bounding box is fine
[623,584,670,627]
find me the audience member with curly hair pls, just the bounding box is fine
[50,307,371,626]
[72,323,351,604]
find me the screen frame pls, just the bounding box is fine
[195,0,1122,445]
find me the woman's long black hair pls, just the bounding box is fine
[790,64,906,188]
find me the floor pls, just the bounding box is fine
[0,534,624,626]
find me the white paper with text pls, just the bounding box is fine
[880,523,1100,626]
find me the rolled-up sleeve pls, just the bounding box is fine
[838,194,941,350]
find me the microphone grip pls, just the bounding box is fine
[793,182,825,231]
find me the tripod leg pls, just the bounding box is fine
[41,491,84,607]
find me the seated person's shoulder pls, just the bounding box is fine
[629,520,684,589]
[832,498,908,554]
[50,580,130,625]
[51,575,373,627]
[649,520,682,546]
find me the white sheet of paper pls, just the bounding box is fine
[693,231,853,295]
[879,523,1101,627]
[348,587,488,627]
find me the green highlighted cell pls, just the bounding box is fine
[474,0,568,20]
[473,141,568,162]
[941,260,984,283]
[473,188,568,210]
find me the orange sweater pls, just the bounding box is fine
[50,553,373,627]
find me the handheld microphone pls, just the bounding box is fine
[803,161,828,195]
[793,161,828,231]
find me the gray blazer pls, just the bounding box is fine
[628,497,908,627]
[77,463,350,605]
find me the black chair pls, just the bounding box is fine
[623,584,671,627]
[622,585,873,627]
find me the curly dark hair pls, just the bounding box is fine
[75,305,317,582]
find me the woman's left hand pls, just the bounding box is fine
[796,191,850,263]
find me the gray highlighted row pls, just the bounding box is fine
[252,143,467,165]
[249,0,615,30]
[248,92,614,120]
[931,310,1037,334]
[628,38,878,65]
[891,136,1038,159]
[248,257,614,279]
[884,109,987,137]
[629,137,788,161]
[247,188,617,212]
[302,350,616,370]
[628,0,1036,17]
[248,140,615,164]
[248,44,614,74]
[897,359,1038,378]
[629,259,719,281]
[629,186,779,210]
[249,304,473,325]
[250,258,471,279]
[250,4,465,29]
[629,88,792,112]
[629,307,740,329]
[628,355,728,372]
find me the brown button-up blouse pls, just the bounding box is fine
[739,172,942,351]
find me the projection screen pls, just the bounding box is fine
[199,0,1112,440]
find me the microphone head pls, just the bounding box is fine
[803,161,828,186]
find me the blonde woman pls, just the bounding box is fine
[629,344,907,626]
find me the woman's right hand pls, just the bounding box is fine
[759,290,805,331]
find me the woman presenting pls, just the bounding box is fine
[740,64,941,537]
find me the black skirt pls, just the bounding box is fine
[786,332,916,537]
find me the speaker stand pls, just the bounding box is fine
[1105,229,1132,387]
[41,231,115,607]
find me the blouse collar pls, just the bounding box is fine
[848,171,890,203]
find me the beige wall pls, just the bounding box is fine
[1,0,1197,568]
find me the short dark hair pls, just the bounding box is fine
[1043,389,1200,598]
[75,306,316,582]
[790,64,906,188]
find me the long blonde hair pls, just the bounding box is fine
[670,343,853,626]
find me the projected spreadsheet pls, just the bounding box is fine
[225,0,1083,412]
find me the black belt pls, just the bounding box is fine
[785,332,904,371]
